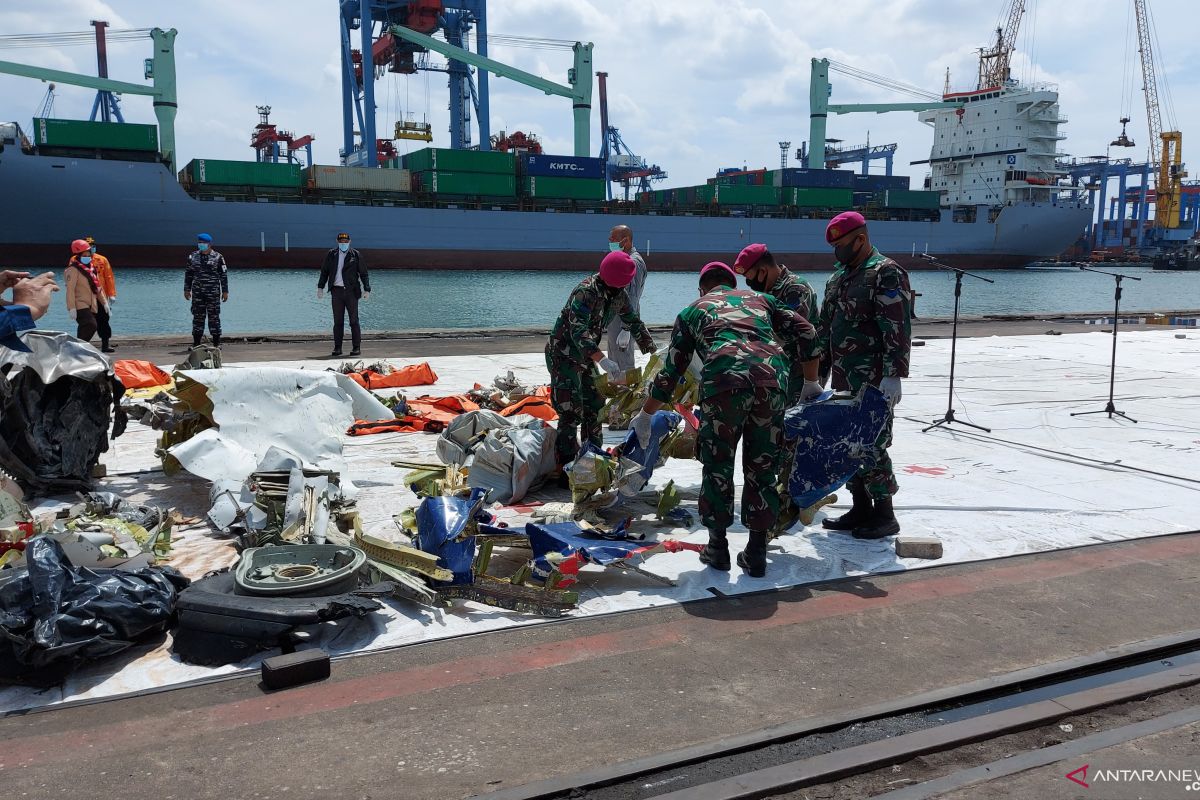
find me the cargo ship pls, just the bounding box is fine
[0,70,1091,271]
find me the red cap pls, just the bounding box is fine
[733,243,768,275]
[825,211,867,244]
[599,250,636,288]
[699,261,737,284]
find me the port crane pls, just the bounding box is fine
[976,0,1024,90]
[1132,0,1186,232]
[250,106,314,167]
[596,71,666,201]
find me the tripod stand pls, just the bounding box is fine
[920,253,995,433]
[1070,263,1141,423]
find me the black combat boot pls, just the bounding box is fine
[736,530,768,578]
[822,480,872,531]
[192,336,202,348]
[852,497,901,540]
[698,528,731,571]
[212,336,222,348]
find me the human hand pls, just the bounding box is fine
[363,291,370,301]
[317,288,324,300]
[0,270,32,292]
[597,357,622,378]
[11,272,58,320]
[879,377,902,406]
[68,308,77,321]
[221,292,229,303]
[184,290,191,301]
[640,340,658,355]
[616,329,631,350]
[799,379,824,403]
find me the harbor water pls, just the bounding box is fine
[31,265,1200,337]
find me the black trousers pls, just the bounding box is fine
[96,303,112,346]
[75,308,98,342]
[330,286,360,351]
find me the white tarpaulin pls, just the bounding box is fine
[2,330,1196,713]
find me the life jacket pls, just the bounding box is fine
[113,360,173,391]
[347,416,444,436]
[345,362,438,389]
[498,395,558,421]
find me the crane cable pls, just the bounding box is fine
[1119,2,1135,121]
[1146,2,1178,131]
[485,33,575,51]
[827,60,941,102]
[0,28,152,49]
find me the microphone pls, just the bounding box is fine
[918,252,938,262]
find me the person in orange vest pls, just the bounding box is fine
[85,236,117,352]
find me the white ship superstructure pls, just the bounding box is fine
[920,82,1069,206]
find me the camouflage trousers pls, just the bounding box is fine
[545,346,604,467]
[191,292,222,342]
[697,386,786,532]
[854,410,897,499]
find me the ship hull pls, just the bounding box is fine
[0,148,1092,270]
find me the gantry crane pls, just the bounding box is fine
[1133,0,1186,230]
[596,71,666,201]
[976,0,1025,90]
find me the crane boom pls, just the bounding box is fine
[977,0,1025,89]
[1133,0,1185,229]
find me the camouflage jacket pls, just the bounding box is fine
[767,266,820,378]
[184,250,229,295]
[548,274,653,363]
[650,287,813,403]
[816,248,912,393]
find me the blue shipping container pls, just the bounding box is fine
[521,154,606,180]
[854,174,910,191]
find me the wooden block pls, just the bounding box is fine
[895,535,942,560]
[261,648,330,690]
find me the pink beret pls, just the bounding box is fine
[599,250,636,288]
[733,243,768,274]
[699,261,737,283]
[825,211,867,244]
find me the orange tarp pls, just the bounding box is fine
[345,362,438,389]
[499,395,557,421]
[113,359,172,390]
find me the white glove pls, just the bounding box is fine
[616,329,631,350]
[597,357,622,378]
[631,410,654,447]
[363,291,370,301]
[880,377,903,406]
[799,379,824,403]
[68,308,77,321]
[108,296,116,306]
[317,288,324,300]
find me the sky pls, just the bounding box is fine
[1,0,1196,190]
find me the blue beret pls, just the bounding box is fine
[196,233,213,242]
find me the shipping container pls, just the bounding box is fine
[415,170,517,197]
[304,165,411,192]
[403,147,515,175]
[715,184,779,205]
[33,117,158,152]
[523,176,606,200]
[184,159,304,188]
[783,187,854,208]
[881,189,942,210]
[772,168,855,189]
[854,174,910,192]
[521,153,606,180]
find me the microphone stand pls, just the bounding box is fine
[919,253,995,434]
[1070,263,1141,423]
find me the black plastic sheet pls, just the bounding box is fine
[0,537,189,687]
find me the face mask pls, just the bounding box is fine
[608,241,622,252]
[746,273,768,292]
[834,236,862,265]
[79,256,92,265]
[338,243,350,252]
[198,243,209,252]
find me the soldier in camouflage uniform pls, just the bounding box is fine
[816,212,912,540]
[545,250,656,471]
[632,262,814,578]
[183,233,229,347]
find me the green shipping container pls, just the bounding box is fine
[33,117,158,152]
[785,187,854,208]
[523,176,606,200]
[715,184,779,205]
[418,170,517,196]
[882,189,942,210]
[185,159,304,188]
[403,147,515,175]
